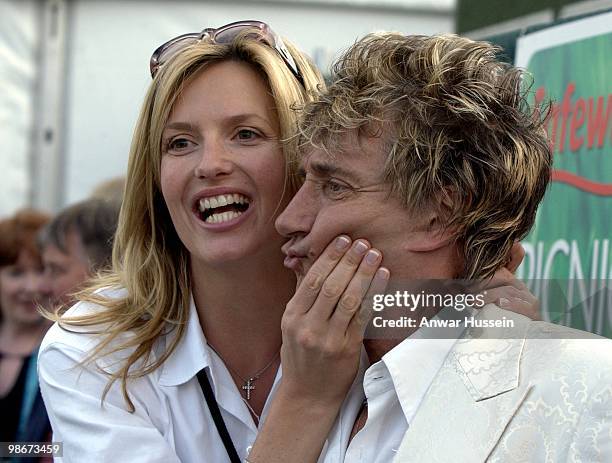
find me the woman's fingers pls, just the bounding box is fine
[326,248,386,334]
[279,236,387,407]
[287,235,353,316]
[283,235,389,355]
[483,285,541,320]
[350,267,391,339]
[307,240,373,321]
[480,267,529,293]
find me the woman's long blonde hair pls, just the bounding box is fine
[52,31,323,411]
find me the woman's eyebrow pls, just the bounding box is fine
[224,113,272,127]
[163,122,198,132]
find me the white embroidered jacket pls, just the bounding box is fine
[393,305,612,462]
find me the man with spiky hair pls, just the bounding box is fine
[269,33,612,462]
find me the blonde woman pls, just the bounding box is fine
[38,21,390,463]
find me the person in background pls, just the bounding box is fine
[0,209,52,460]
[39,198,120,308]
[89,176,125,204]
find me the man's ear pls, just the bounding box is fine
[404,216,456,252]
[405,190,458,253]
[506,242,525,273]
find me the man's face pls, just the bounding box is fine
[276,132,441,284]
[42,230,91,306]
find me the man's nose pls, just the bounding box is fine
[194,138,234,179]
[275,181,318,237]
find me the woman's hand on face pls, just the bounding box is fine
[482,242,541,320]
[280,236,390,406]
[249,236,388,463]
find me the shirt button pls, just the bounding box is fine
[246,445,253,454]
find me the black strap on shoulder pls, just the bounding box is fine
[196,369,242,463]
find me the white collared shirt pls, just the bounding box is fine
[321,310,465,463]
[38,289,282,463]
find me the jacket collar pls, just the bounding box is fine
[392,304,534,463]
[452,304,531,401]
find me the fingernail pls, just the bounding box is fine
[354,240,369,255]
[336,236,351,251]
[498,297,510,307]
[365,249,381,265]
[376,267,390,280]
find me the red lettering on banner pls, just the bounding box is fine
[534,81,611,195]
[570,98,585,151]
[587,95,612,149]
[559,82,575,153]
[549,104,561,152]
[535,87,546,106]
[540,85,611,153]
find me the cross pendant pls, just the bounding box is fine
[242,378,256,400]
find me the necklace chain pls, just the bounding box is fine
[207,342,280,403]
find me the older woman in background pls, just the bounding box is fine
[0,209,52,454]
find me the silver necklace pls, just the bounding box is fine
[207,342,280,402]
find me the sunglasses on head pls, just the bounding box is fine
[149,20,305,86]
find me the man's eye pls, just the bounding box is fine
[322,179,352,198]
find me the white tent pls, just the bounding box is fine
[0,0,454,215]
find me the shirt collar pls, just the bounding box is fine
[158,294,211,387]
[379,307,466,423]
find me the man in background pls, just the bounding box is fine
[39,198,120,307]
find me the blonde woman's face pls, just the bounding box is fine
[160,60,290,268]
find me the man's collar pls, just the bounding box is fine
[158,294,211,387]
[381,307,465,422]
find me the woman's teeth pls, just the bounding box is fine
[198,193,250,224]
[205,210,243,224]
[199,193,249,211]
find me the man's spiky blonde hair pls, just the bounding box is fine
[299,33,551,279]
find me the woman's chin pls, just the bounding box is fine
[190,235,287,268]
[191,246,260,268]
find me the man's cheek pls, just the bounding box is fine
[311,214,354,247]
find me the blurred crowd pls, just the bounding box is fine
[0,177,124,462]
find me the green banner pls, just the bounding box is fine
[515,12,612,337]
